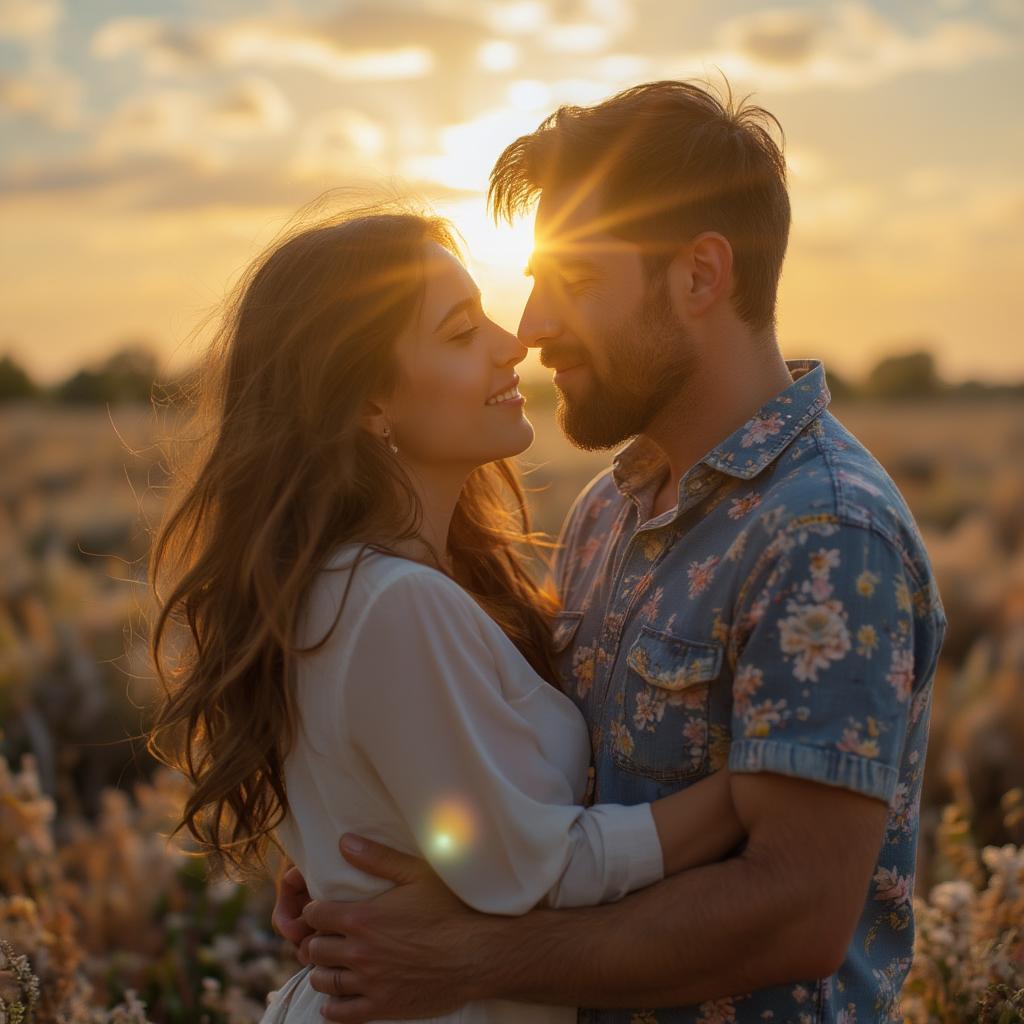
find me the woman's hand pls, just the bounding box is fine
[271,863,315,964]
[302,834,487,1023]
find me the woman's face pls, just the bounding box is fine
[387,242,534,471]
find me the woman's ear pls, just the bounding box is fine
[358,399,388,440]
[665,232,734,319]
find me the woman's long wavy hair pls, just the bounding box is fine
[148,197,561,879]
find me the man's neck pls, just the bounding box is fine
[644,346,795,518]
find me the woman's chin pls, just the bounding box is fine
[508,418,536,456]
[480,419,536,463]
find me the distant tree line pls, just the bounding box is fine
[823,350,1024,402]
[0,343,1022,405]
[0,343,178,405]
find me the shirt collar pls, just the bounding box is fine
[612,358,832,494]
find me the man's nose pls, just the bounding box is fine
[517,294,561,349]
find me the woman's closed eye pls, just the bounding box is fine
[449,323,480,344]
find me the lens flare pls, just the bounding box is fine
[427,798,476,859]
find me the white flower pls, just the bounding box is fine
[778,599,852,682]
[887,645,915,703]
[873,865,912,906]
[928,879,975,915]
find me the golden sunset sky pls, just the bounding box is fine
[1,0,1022,384]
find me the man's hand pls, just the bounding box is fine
[272,863,314,964]
[303,834,485,1023]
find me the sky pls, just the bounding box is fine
[1,0,1022,384]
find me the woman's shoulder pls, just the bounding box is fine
[311,544,472,619]
[321,543,457,590]
[299,544,471,650]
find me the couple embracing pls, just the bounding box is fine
[149,80,947,1023]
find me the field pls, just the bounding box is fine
[1,395,1023,1021]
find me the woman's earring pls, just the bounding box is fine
[382,424,399,455]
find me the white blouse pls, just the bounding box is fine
[264,547,663,1023]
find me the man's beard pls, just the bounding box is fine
[556,279,697,451]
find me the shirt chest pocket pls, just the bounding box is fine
[611,626,724,781]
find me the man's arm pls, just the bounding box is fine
[464,771,886,1006]
[303,770,887,1021]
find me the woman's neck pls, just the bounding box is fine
[386,462,468,575]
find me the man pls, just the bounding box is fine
[274,80,947,1022]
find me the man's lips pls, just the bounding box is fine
[539,349,587,374]
[552,363,586,377]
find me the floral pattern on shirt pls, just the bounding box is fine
[553,359,947,1024]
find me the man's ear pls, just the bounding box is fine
[665,232,734,320]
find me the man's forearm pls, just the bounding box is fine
[464,845,835,1009]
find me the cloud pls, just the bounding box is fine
[724,8,825,66]
[0,0,60,40]
[785,146,829,185]
[548,0,634,52]
[92,13,451,82]
[483,2,549,36]
[404,75,616,192]
[91,78,291,169]
[662,2,1012,91]
[315,6,487,54]
[206,77,291,137]
[289,109,388,182]
[221,30,433,81]
[477,39,521,72]
[0,146,310,215]
[482,0,633,53]
[405,104,549,192]
[0,65,81,128]
[91,17,219,75]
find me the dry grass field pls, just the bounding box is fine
[1,395,1022,1020]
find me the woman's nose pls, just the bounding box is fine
[493,325,527,366]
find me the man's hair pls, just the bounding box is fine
[488,79,790,333]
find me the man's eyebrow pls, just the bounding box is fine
[434,290,482,333]
[523,254,600,278]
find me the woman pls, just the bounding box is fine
[148,202,742,1022]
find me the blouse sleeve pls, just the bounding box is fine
[339,569,664,915]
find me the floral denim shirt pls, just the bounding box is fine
[552,359,947,1024]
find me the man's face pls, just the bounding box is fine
[518,188,697,450]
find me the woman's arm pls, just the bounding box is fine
[339,569,734,915]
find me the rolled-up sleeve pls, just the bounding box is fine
[728,520,941,804]
[341,570,663,915]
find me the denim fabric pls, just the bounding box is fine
[553,360,947,1023]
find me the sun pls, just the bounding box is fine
[433,194,542,369]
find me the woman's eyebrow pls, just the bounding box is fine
[434,290,482,333]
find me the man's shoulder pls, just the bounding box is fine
[746,412,942,609]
